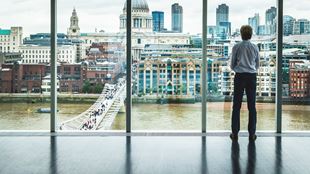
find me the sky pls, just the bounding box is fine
[1,0,310,37]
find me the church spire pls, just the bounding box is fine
[68,8,80,38]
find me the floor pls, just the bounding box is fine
[0,134,310,174]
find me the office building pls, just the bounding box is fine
[218,21,231,39]
[216,4,230,38]
[171,3,183,33]
[23,33,84,62]
[19,45,77,64]
[293,19,310,35]
[248,13,260,35]
[258,25,266,35]
[216,4,229,27]
[283,15,295,36]
[0,27,23,53]
[152,11,164,32]
[265,7,277,35]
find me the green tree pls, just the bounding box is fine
[82,80,91,93]
[94,84,103,94]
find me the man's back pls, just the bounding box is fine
[230,25,259,141]
[230,40,259,73]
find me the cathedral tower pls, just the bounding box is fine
[67,8,80,38]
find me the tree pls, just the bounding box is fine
[82,80,91,93]
[94,84,103,94]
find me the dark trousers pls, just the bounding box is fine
[232,73,257,135]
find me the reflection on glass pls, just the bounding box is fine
[58,0,126,131]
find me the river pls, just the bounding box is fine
[0,102,310,131]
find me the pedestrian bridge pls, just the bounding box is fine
[60,79,126,130]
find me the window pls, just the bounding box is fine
[207,0,276,131]
[282,1,310,131]
[57,0,126,131]
[131,0,202,131]
[1,0,304,133]
[0,1,50,130]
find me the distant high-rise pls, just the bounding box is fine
[171,3,183,33]
[258,25,266,35]
[216,4,230,38]
[293,19,310,35]
[265,7,277,35]
[283,15,295,36]
[218,22,231,39]
[248,13,260,35]
[216,4,229,27]
[152,11,164,32]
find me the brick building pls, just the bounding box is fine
[289,59,310,98]
[0,63,47,93]
[0,62,122,93]
[59,63,84,93]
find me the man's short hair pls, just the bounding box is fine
[240,25,253,40]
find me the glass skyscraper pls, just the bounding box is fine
[216,4,229,27]
[283,15,294,36]
[265,7,277,35]
[248,13,260,35]
[171,3,183,33]
[152,11,164,32]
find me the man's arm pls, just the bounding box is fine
[230,45,237,71]
[255,45,260,70]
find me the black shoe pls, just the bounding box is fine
[249,134,257,141]
[230,133,238,141]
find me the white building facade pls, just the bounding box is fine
[218,65,276,97]
[19,45,77,64]
[0,27,23,53]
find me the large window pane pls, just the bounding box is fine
[283,1,310,131]
[207,0,276,131]
[130,0,202,131]
[0,1,51,130]
[58,0,126,131]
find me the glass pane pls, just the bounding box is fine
[58,0,126,131]
[130,0,202,131]
[283,1,310,131]
[207,0,276,131]
[0,1,50,130]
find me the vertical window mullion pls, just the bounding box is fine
[276,0,283,133]
[50,0,57,132]
[126,0,132,133]
[202,0,207,133]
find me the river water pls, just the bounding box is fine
[0,102,310,131]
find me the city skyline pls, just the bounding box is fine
[1,0,310,36]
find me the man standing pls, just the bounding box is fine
[230,25,259,141]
